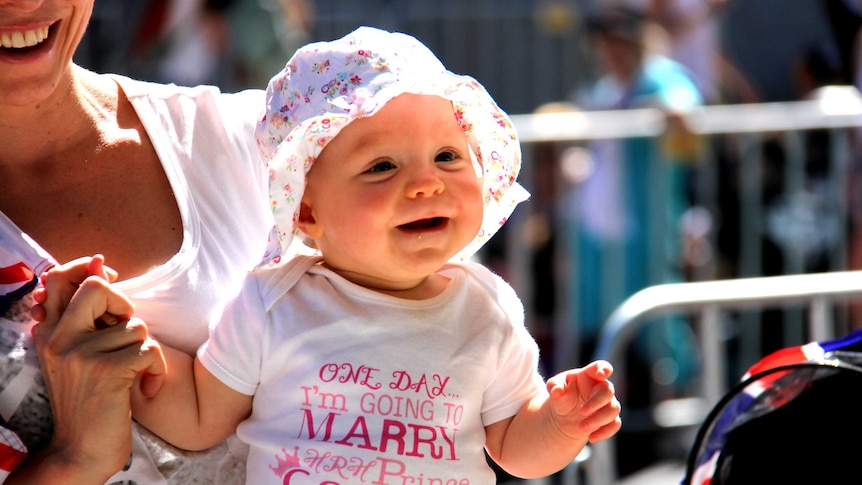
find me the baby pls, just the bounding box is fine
[38,27,621,484]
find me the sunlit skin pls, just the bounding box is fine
[0,0,182,280]
[0,2,181,483]
[297,93,485,300]
[0,0,92,107]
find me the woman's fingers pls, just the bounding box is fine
[37,318,162,474]
[28,255,152,478]
[33,276,134,342]
[83,328,165,394]
[31,254,121,325]
[84,256,125,328]
[86,255,119,282]
[31,260,156,397]
[34,257,96,325]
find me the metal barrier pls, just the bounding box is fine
[506,87,862,484]
[588,270,862,484]
[508,86,862,366]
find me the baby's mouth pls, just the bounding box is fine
[0,24,52,54]
[399,217,448,231]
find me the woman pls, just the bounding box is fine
[0,1,275,483]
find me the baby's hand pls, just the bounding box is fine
[546,360,621,443]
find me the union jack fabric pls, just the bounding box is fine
[685,328,862,485]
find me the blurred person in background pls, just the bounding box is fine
[566,3,702,472]
[226,0,313,89]
[645,0,726,102]
[128,0,235,87]
[569,3,701,357]
[821,0,862,85]
[644,0,759,104]
[837,0,862,328]
[126,0,312,90]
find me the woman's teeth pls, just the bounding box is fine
[1,26,50,49]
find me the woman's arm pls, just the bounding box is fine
[9,315,161,483]
[13,260,166,483]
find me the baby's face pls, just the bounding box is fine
[298,93,484,292]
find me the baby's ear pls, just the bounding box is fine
[468,143,483,178]
[295,201,321,239]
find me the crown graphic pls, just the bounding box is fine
[270,446,302,477]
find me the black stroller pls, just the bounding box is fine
[683,328,862,484]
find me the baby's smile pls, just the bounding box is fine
[398,217,448,231]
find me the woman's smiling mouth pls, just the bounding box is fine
[1,26,50,50]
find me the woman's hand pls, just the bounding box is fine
[20,256,165,482]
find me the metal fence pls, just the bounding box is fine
[505,86,862,483]
[585,270,862,484]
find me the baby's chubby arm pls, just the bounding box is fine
[34,255,252,452]
[130,344,254,451]
[484,360,621,478]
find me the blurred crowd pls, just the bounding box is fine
[79,0,313,90]
[77,1,862,106]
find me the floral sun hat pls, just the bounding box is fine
[255,26,529,265]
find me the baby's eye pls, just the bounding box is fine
[367,160,397,173]
[435,150,457,163]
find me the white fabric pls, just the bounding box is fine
[199,255,547,485]
[110,75,272,355]
[0,76,273,484]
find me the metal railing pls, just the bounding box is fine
[587,270,862,484]
[506,87,862,484]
